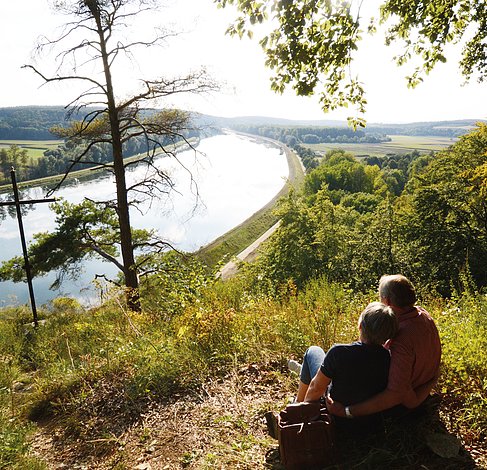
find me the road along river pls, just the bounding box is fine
[0,132,288,307]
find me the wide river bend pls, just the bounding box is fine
[0,133,288,307]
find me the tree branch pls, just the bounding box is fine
[22,65,106,93]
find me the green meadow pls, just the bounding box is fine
[305,134,457,157]
[0,140,62,160]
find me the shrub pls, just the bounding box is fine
[435,293,487,440]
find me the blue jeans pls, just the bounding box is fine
[300,345,326,385]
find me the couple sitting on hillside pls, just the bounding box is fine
[289,274,441,433]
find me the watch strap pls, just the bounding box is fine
[345,406,353,418]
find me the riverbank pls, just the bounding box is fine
[1,132,299,269]
[217,220,281,280]
[0,137,198,192]
[0,132,291,306]
[196,135,305,269]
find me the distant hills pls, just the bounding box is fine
[199,114,485,137]
[195,114,486,139]
[0,106,485,140]
[195,113,486,130]
[196,114,350,128]
[363,119,486,138]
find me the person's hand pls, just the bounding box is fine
[325,395,346,417]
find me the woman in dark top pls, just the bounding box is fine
[295,302,398,431]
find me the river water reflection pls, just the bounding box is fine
[0,133,288,307]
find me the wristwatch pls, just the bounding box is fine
[344,406,353,419]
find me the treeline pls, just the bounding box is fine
[0,145,34,182]
[244,124,487,298]
[294,145,320,171]
[0,107,73,140]
[231,124,391,173]
[2,107,482,141]
[0,131,199,184]
[0,106,212,142]
[0,106,207,184]
[367,119,484,138]
[232,124,391,146]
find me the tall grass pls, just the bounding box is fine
[0,276,485,464]
[436,292,487,439]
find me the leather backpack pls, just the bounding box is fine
[278,402,336,470]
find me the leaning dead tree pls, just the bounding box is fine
[21,0,216,311]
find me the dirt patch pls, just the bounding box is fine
[29,362,293,469]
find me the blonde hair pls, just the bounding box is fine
[359,302,398,345]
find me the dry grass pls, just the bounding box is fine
[29,361,295,469]
[27,361,485,470]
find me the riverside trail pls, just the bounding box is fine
[200,133,305,275]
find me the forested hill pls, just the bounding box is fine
[191,114,486,138]
[0,106,212,141]
[366,119,486,138]
[0,106,71,140]
[1,106,484,141]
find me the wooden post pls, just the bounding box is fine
[11,169,39,325]
[0,168,55,326]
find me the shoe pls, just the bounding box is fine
[287,359,302,375]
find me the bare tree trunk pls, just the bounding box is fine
[89,0,140,311]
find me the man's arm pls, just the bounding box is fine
[326,388,403,417]
[304,370,331,402]
[327,375,439,417]
[402,375,438,408]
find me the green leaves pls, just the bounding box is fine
[381,0,486,84]
[244,126,487,296]
[396,123,487,295]
[218,0,487,120]
[0,198,158,289]
[218,0,366,117]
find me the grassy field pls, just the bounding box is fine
[0,279,485,468]
[305,135,457,157]
[0,140,62,159]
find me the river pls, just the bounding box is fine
[0,133,288,308]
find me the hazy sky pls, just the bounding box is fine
[2,0,486,123]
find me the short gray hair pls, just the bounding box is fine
[359,302,398,345]
[379,274,417,308]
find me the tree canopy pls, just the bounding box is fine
[216,0,487,125]
[245,125,487,296]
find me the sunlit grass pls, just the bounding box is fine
[0,275,485,466]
